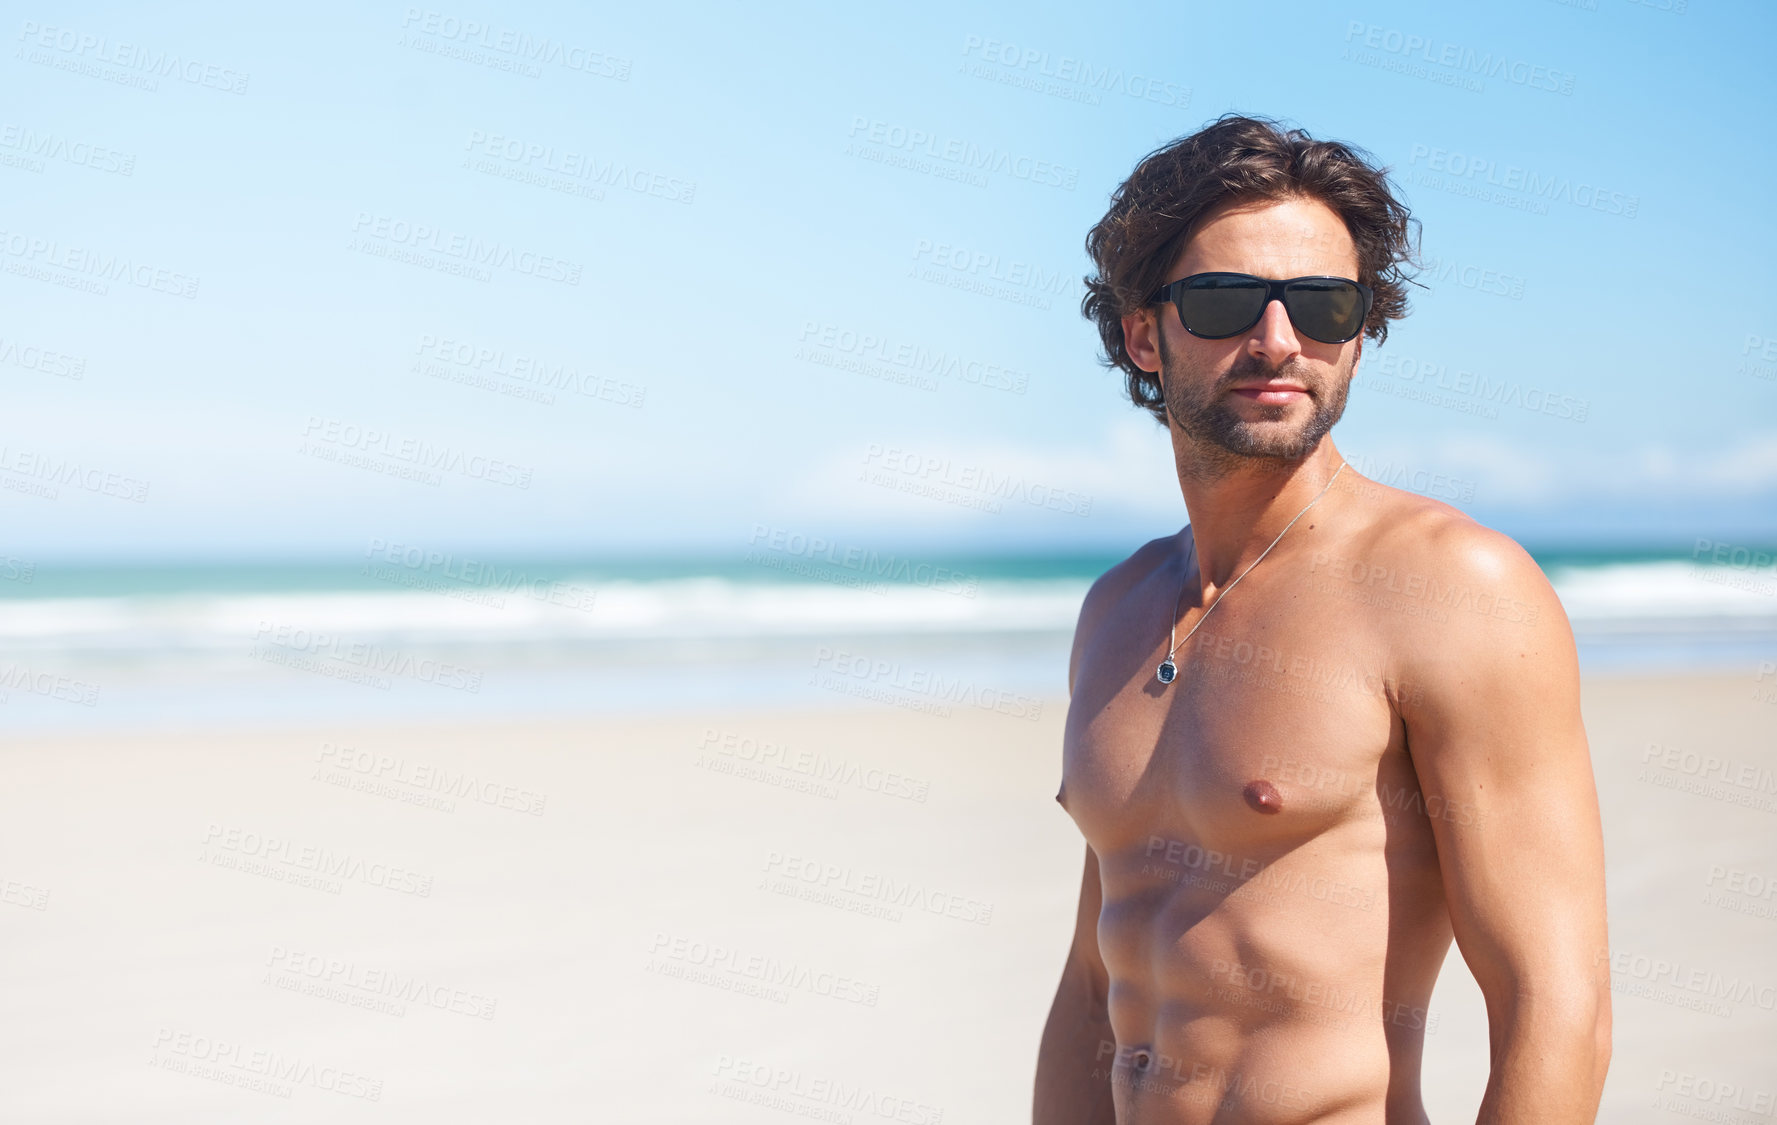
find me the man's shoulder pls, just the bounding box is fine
[1066,533,1180,694]
[1342,490,1571,663]
[1079,533,1179,625]
[1371,501,1551,604]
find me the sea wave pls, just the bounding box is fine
[0,578,1091,657]
[1,558,1768,730]
[0,560,1770,660]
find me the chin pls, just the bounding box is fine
[1223,426,1321,460]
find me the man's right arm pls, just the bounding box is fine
[1033,842,1115,1125]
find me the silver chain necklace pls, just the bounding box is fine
[1156,461,1346,685]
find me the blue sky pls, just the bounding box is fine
[4,0,1774,562]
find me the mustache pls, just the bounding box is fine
[1217,357,1319,392]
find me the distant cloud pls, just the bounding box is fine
[1350,431,1777,507]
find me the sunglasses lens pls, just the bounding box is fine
[1177,276,1267,338]
[1285,279,1366,343]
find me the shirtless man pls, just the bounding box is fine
[1033,116,1611,1123]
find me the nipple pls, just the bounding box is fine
[1243,779,1283,814]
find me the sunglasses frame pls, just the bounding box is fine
[1147,272,1375,345]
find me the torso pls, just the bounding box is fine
[1061,484,1459,1124]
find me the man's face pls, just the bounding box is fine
[1127,195,1364,469]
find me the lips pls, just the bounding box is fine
[1230,382,1309,403]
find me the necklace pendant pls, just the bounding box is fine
[1156,659,1177,685]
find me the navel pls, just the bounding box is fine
[1243,779,1283,814]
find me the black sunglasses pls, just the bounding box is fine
[1148,272,1374,344]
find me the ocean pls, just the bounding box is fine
[1,546,1772,732]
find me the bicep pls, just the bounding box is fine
[1402,557,1607,1002]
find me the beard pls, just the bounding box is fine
[1157,330,1354,473]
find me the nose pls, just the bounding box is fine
[1246,298,1301,367]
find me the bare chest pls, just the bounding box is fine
[1060,589,1403,862]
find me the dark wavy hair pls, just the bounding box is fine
[1083,114,1421,424]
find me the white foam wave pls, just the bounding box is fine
[0,561,1769,659]
[1548,562,1777,627]
[0,578,1092,655]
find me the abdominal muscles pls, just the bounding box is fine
[1094,820,1442,1124]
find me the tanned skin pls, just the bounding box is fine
[1034,196,1610,1124]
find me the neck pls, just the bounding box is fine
[1172,437,1346,590]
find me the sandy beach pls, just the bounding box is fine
[2,670,1772,1123]
[7,2,1773,1121]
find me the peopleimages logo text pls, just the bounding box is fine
[17,21,250,93]
[1344,22,1576,94]
[399,9,630,79]
[1407,145,1638,217]
[847,117,1077,190]
[960,36,1189,106]
[350,213,582,284]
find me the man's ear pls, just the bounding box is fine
[1123,309,1162,375]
